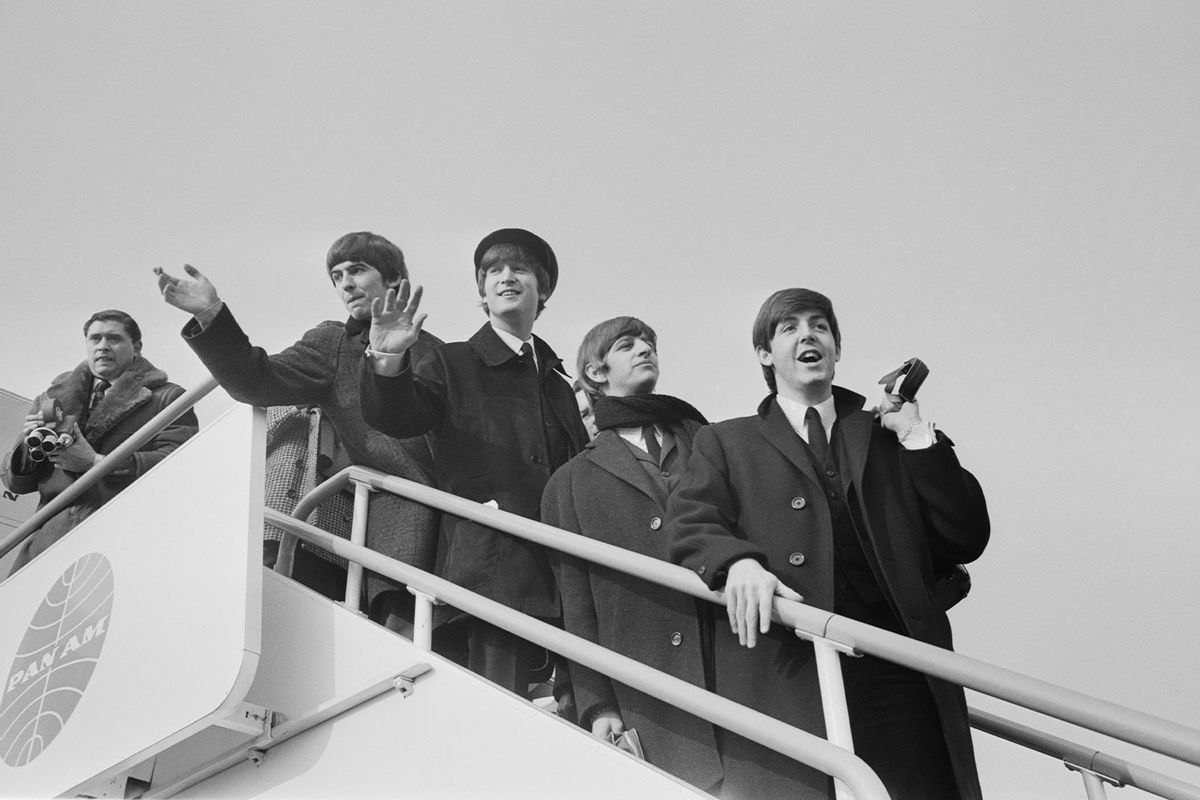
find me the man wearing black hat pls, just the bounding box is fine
[361,228,589,700]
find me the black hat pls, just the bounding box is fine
[473,228,559,297]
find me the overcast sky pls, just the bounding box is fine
[3,3,1198,797]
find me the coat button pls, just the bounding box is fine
[788,552,806,566]
[670,632,683,646]
[530,455,543,464]
[830,490,840,500]
[660,470,670,478]
[649,516,663,531]
[790,496,806,509]
[697,565,706,576]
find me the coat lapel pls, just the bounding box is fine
[468,324,587,451]
[45,363,93,422]
[831,386,873,488]
[756,396,821,485]
[468,323,518,367]
[85,357,164,441]
[586,431,663,503]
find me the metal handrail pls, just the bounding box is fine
[265,507,891,800]
[278,465,1200,792]
[0,376,220,562]
[970,708,1200,800]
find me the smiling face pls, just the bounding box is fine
[329,260,400,322]
[85,320,140,381]
[481,260,542,327]
[587,334,660,397]
[756,309,839,404]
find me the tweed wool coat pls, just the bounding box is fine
[183,305,443,603]
[3,356,198,573]
[262,406,353,567]
[668,387,990,800]
[361,323,589,619]
[541,420,723,792]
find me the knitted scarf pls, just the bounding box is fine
[592,394,708,431]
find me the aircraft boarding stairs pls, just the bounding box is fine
[2,389,1199,799]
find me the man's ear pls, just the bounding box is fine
[756,346,773,367]
[134,341,143,356]
[584,361,608,388]
[834,345,841,362]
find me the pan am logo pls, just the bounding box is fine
[0,553,114,767]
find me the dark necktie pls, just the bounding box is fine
[805,406,828,465]
[90,380,110,412]
[642,424,662,463]
[520,342,536,377]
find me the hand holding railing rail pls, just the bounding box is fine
[276,465,1200,800]
[0,376,220,563]
[11,386,1194,797]
[265,506,892,800]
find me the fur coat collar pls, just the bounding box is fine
[45,356,171,441]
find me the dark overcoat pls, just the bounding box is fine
[183,305,443,600]
[668,388,989,800]
[3,356,198,572]
[541,420,722,792]
[361,323,589,618]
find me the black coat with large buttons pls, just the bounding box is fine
[362,323,589,618]
[541,420,722,792]
[668,387,989,800]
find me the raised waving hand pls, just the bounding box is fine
[366,280,426,375]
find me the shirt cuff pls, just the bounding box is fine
[898,421,936,450]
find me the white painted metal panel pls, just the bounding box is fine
[0,405,265,797]
[177,569,708,799]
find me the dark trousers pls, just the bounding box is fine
[463,617,554,696]
[842,653,960,800]
[264,540,348,602]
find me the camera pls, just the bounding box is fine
[25,399,78,463]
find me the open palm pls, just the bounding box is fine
[369,280,426,355]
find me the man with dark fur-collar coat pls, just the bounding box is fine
[3,309,198,574]
[668,289,989,800]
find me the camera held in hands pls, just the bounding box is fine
[25,399,78,462]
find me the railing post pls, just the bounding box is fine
[273,533,297,577]
[1068,763,1117,800]
[409,589,436,651]
[344,479,375,612]
[806,634,859,800]
[272,466,1200,800]
[1081,769,1110,800]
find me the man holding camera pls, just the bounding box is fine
[2,310,198,574]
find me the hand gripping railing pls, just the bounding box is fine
[277,465,1200,800]
[0,376,220,564]
[265,505,891,800]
